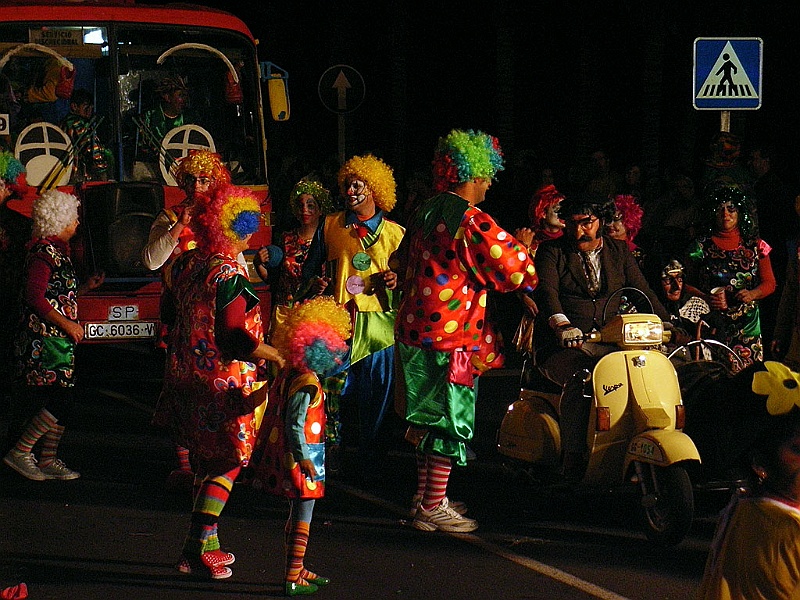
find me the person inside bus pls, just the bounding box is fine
[61,88,111,182]
[136,74,195,172]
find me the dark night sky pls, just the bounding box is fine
[168,1,800,228]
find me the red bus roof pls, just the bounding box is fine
[0,0,255,41]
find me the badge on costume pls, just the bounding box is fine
[352,251,371,271]
[346,275,365,295]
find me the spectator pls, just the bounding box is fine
[158,185,283,579]
[684,185,776,372]
[748,142,798,353]
[771,239,800,371]
[394,129,538,532]
[302,154,404,479]
[4,190,103,481]
[585,147,622,198]
[248,296,350,596]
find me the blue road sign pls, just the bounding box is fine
[693,37,762,110]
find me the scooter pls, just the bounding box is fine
[497,309,701,547]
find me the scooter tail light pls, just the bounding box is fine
[675,404,686,429]
[596,406,611,431]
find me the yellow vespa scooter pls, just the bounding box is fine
[497,308,701,547]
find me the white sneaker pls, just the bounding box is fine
[409,494,468,517]
[39,458,80,480]
[412,498,478,532]
[4,449,45,481]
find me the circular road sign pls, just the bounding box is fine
[318,64,365,114]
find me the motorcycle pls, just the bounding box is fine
[497,292,701,547]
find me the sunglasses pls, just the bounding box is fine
[569,216,598,228]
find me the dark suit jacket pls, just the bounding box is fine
[533,235,670,356]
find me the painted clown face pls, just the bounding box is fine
[345,177,375,216]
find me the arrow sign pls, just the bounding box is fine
[318,64,365,114]
[333,70,351,111]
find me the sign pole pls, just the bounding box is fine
[338,114,346,166]
[720,110,731,133]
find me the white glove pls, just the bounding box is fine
[556,326,584,348]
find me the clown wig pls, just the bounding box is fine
[32,190,79,239]
[289,176,334,220]
[529,184,565,230]
[193,184,262,255]
[271,296,351,376]
[172,150,231,189]
[699,184,758,243]
[0,151,25,185]
[431,129,504,193]
[337,154,397,212]
[611,194,644,241]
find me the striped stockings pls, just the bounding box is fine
[14,408,57,454]
[420,454,452,512]
[38,424,66,468]
[182,466,240,557]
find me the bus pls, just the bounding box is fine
[0,0,288,344]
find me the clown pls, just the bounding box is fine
[249,296,350,596]
[302,154,404,476]
[156,184,283,580]
[142,149,236,488]
[394,129,538,532]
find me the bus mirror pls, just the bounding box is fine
[260,61,290,122]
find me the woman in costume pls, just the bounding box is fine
[684,185,776,372]
[606,193,645,267]
[159,184,283,579]
[5,190,103,481]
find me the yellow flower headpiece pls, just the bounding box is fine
[752,361,800,416]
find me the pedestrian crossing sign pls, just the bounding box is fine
[694,38,762,110]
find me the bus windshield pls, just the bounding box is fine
[0,21,265,187]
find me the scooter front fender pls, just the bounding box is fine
[625,429,701,471]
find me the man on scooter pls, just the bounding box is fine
[533,193,673,480]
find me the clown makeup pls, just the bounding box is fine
[544,201,565,231]
[181,174,213,196]
[715,201,739,233]
[297,194,322,226]
[606,211,628,241]
[661,274,684,302]
[345,177,374,215]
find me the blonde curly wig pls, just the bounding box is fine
[337,154,397,212]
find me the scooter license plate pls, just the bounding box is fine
[628,439,664,462]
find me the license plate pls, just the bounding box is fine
[108,304,140,321]
[84,321,157,340]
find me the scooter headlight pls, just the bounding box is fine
[623,320,663,344]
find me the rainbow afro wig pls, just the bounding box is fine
[431,129,504,193]
[338,154,397,212]
[289,176,334,220]
[271,297,351,376]
[193,184,262,255]
[172,149,231,189]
